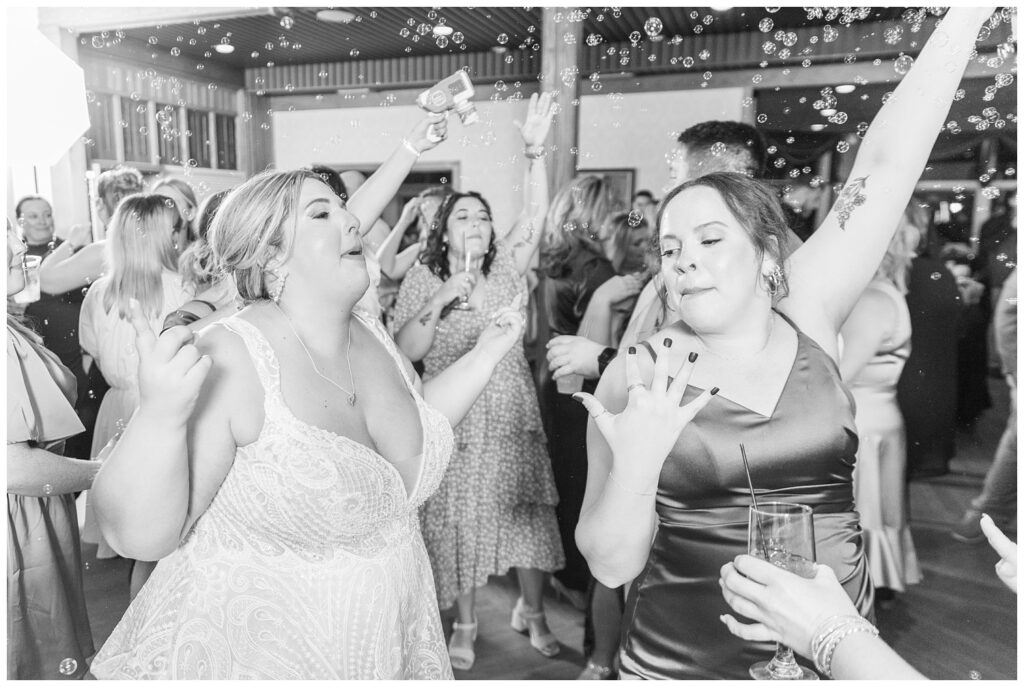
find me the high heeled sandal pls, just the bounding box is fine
[577,661,615,680]
[510,597,561,658]
[448,619,478,671]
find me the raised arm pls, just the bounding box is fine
[575,341,715,587]
[376,197,423,280]
[504,92,555,276]
[785,7,995,341]
[347,113,448,235]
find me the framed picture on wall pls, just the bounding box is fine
[578,168,636,210]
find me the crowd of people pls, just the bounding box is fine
[6,6,1016,680]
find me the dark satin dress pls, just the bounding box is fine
[619,325,874,680]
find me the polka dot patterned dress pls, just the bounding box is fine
[393,242,565,608]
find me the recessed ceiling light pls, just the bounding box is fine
[810,123,826,131]
[710,5,734,10]
[214,43,234,54]
[650,34,665,42]
[835,84,856,94]
[433,25,454,37]
[316,9,356,24]
[491,45,507,54]
[820,108,837,117]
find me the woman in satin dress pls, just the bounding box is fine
[575,8,993,679]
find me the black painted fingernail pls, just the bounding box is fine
[571,393,585,404]
[710,386,720,396]
[628,346,637,355]
[663,337,673,348]
[688,352,698,363]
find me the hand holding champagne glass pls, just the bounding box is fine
[452,233,478,311]
[747,502,818,680]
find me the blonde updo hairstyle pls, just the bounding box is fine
[208,169,322,302]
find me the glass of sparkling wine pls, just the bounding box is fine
[747,502,818,680]
[452,232,477,311]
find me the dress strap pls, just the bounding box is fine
[214,316,283,410]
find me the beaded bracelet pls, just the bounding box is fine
[811,614,878,678]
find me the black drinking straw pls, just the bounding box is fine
[740,444,770,559]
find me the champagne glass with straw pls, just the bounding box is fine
[740,444,819,680]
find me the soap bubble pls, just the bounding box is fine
[58,658,78,676]
[627,210,643,227]
[894,54,914,75]
[279,15,293,30]
[759,18,774,33]
[644,18,663,38]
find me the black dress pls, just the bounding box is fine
[897,257,962,477]
[22,240,104,462]
[535,246,616,594]
[619,323,873,679]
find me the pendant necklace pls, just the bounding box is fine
[276,303,357,406]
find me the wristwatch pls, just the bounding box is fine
[597,347,618,376]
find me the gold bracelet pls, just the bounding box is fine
[607,470,656,496]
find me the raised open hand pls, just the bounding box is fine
[574,340,716,484]
[514,91,555,149]
[476,293,527,362]
[128,297,212,427]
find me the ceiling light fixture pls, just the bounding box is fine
[214,43,235,54]
[710,5,734,10]
[433,25,454,37]
[810,123,826,131]
[316,9,356,24]
[491,45,507,54]
[835,84,856,94]
[820,108,837,117]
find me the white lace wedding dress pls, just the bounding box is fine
[90,313,455,679]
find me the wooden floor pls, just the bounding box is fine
[79,377,1017,680]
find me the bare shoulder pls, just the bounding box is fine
[192,316,264,445]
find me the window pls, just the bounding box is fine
[85,92,116,161]
[186,109,212,168]
[215,113,237,170]
[122,98,151,163]
[156,103,180,165]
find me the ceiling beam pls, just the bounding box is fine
[37,7,275,34]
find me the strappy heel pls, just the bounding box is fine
[510,597,561,658]
[577,660,615,680]
[448,619,478,671]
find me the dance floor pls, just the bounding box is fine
[79,377,1016,680]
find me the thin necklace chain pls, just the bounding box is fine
[276,303,357,406]
[696,314,775,363]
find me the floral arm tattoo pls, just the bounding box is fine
[835,176,868,231]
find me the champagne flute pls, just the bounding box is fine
[452,234,475,311]
[747,502,818,680]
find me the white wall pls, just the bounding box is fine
[272,87,749,221]
[579,88,748,199]
[273,98,532,232]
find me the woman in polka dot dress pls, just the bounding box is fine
[393,92,564,672]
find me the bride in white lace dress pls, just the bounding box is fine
[87,116,529,679]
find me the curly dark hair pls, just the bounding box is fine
[419,191,497,281]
